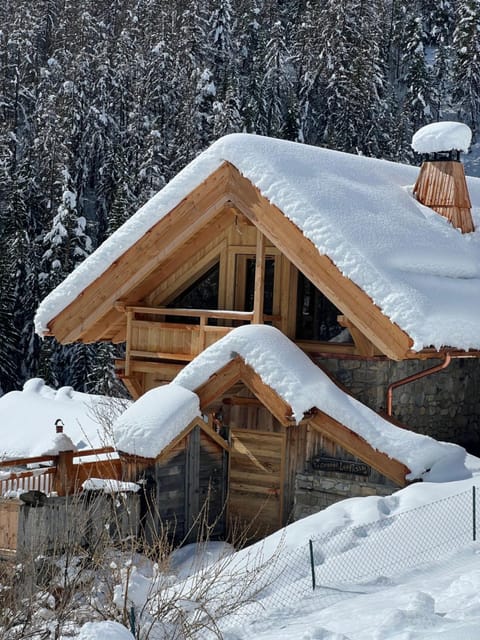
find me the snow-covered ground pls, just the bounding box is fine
[224,544,480,640]
[73,474,480,640]
[2,380,480,639]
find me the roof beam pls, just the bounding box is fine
[226,163,413,360]
[194,357,244,409]
[240,363,294,426]
[193,357,294,425]
[49,163,232,344]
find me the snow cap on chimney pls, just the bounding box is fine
[412,121,472,158]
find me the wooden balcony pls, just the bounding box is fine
[122,306,283,376]
[117,305,360,398]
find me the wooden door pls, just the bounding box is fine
[228,429,285,539]
[185,427,228,542]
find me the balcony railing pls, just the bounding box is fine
[123,306,281,373]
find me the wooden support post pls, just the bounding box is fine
[54,450,75,496]
[125,310,133,378]
[253,229,265,324]
[198,315,207,354]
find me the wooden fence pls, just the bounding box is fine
[0,447,121,497]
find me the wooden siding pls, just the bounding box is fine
[414,160,474,233]
[156,444,187,543]
[228,428,285,539]
[130,424,229,544]
[0,500,21,555]
[194,430,227,540]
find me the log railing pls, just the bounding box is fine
[0,447,120,497]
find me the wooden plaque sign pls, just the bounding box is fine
[311,455,370,476]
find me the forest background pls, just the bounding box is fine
[0,0,479,397]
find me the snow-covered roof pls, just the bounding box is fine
[412,121,472,154]
[112,325,469,483]
[35,133,480,352]
[113,384,200,458]
[175,325,468,483]
[0,378,126,458]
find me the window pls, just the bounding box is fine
[166,262,220,323]
[295,272,348,341]
[242,257,275,315]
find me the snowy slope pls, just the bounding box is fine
[101,472,480,640]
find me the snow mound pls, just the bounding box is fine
[412,121,472,154]
[41,432,78,455]
[82,478,140,493]
[76,621,134,640]
[0,378,128,458]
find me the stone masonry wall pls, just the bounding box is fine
[294,470,395,521]
[317,356,480,455]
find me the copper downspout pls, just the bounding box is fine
[386,353,452,417]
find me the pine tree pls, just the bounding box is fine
[401,13,434,133]
[452,0,480,134]
[318,0,389,156]
[257,19,293,137]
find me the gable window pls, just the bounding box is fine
[166,262,220,323]
[237,256,275,315]
[295,272,348,342]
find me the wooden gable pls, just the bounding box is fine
[192,356,410,487]
[43,162,416,361]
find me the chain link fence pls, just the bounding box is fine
[216,486,478,635]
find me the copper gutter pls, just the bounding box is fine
[386,353,451,416]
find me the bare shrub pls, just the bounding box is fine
[0,486,284,639]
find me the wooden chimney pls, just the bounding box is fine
[412,122,475,234]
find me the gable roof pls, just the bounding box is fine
[34,134,480,356]
[112,325,469,485]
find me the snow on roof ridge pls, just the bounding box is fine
[113,384,200,458]
[172,325,469,483]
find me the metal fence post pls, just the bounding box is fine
[309,539,316,591]
[473,486,477,542]
[129,605,136,638]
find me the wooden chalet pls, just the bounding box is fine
[33,132,480,535]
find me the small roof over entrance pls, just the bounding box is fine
[113,325,469,485]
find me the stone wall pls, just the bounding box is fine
[317,356,480,455]
[294,470,395,521]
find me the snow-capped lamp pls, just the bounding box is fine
[412,121,474,233]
